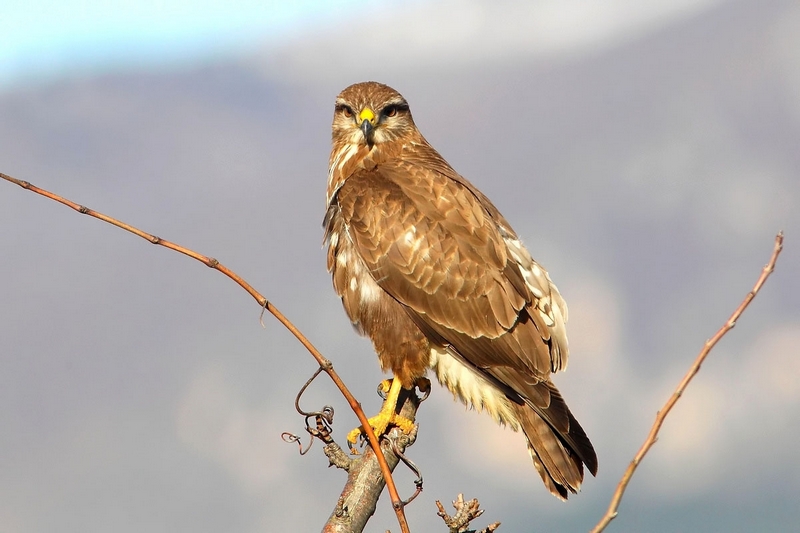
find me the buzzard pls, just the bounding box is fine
[324,81,597,499]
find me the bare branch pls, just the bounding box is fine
[323,388,422,533]
[0,172,412,533]
[590,231,784,533]
[436,494,500,533]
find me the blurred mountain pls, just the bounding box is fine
[1,0,798,531]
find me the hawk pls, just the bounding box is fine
[324,81,597,499]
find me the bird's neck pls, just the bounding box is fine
[326,140,404,206]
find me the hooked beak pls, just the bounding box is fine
[359,108,376,145]
[360,119,374,144]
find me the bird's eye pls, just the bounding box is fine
[337,104,354,118]
[382,103,408,118]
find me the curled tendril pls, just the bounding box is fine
[384,431,424,506]
[281,431,315,455]
[282,366,338,455]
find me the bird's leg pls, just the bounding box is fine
[347,377,428,451]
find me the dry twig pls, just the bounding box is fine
[589,231,784,533]
[435,494,500,533]
[0,172,412,533]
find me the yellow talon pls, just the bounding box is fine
[347,378,418,451]
[377,378,392,398]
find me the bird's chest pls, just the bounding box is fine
[326,206,432,383]
[326,212,386,327]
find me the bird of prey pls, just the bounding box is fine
[324,81,597,499]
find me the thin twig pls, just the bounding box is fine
[0,172,412,533]
[589,231,784,533]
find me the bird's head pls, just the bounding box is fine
[332,81,416,149]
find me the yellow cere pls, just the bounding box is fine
[359,107,375,122]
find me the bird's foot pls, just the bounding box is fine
[347,378,422,453]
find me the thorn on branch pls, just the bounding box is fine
[259,299,268,328]
[436,494,500,533]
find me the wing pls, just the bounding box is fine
[333,143,568,382]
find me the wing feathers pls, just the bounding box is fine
[340,169,522,339]
[334,151,575,386]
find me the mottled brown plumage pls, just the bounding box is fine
[324,81,597,499]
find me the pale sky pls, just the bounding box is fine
[3,0,726,89]
[1,0,371,88]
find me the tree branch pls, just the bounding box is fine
[589,231,784,533]
[323,388,422,533]
[0,171,412,533]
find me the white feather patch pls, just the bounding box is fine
[502,234,570,371]
[357,273,383,304]
[429,346,519,429]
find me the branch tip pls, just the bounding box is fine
[436,494,497,533]
[589,231,783,533]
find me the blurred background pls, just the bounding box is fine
[1,0,799,531]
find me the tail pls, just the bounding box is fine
[512,382,597,500]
